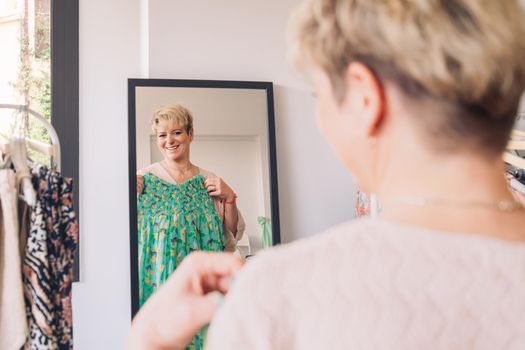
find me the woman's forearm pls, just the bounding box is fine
[224,202,239,236]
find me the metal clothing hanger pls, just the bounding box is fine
[0,104,61,172]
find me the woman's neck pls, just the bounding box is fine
[162,158,194,173]
[375,154,512,202]
[372,150,525,240]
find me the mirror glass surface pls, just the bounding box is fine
[128,79,280,318]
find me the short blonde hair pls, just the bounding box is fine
[288,0,525,154]
[151,104,193,134]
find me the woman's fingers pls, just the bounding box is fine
[137,175,144,193]
[204,178,218,186]
[204,177,234,200]
[185,293,221,327]
[206,183,223,196]
[205,178,220,193]
[180,251,244,278]
[206,184,219,192]
[200,274,227,294]
[127,254,242,350]
[208,190,221,197]
[178,253,242,291]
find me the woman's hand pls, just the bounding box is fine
[205,177,236,201]
[137,175,144,194]
[127,252,244,350]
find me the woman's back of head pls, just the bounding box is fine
[289,0,525,156]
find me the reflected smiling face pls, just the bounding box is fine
[156,120,194,162]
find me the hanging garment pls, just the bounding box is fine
[0,169,28,350]
[355,189,371,217]
[23,165,78,350]
[257,216,272,249]
[138,172,225,350]
[509,168,525,185]
[11,137,36,206]
[506,172,525,206]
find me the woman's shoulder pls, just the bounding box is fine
[209,219,380,340]
[137,162,162,176]
[238,217,525,287]
[232,219,378,289]
[246,219,376,268]
[198,167,217,179]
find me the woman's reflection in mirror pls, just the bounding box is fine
[135,104,245,348]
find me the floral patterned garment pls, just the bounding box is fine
[23,165,78,350]
[138,173,225,350]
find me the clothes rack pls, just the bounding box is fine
[0,103,61,171]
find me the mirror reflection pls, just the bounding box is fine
[129,81,280,333]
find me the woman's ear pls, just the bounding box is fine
[344,61,385,138]
[189,128,194,141]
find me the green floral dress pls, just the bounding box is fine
[138,172,225,350]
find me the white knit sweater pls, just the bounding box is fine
[207,218,525,349]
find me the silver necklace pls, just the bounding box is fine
[379,195,524,212]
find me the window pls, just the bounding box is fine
[0,0,51,163]
[0,0,79,279]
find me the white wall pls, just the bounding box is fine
[75,0,356,348]
[74,0,140,348]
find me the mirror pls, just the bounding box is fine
[128,79,281,318]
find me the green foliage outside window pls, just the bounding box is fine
[10,3,51,166]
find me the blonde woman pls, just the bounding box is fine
[135,104,245,349]
[129,0,525,349]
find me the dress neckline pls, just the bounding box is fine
[157,161,202,185]
[146,171,204,188]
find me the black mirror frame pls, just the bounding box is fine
[52,0,80,281]
[127,78,281,318]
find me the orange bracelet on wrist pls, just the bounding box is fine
[224,195,237,204]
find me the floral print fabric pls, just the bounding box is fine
[138,173,225,350]
[23,165,78,349]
